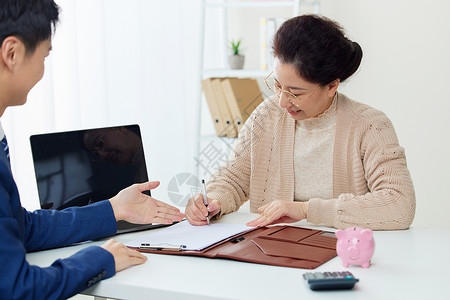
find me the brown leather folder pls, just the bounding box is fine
[132,225,337,269]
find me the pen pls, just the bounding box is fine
[140,243,186,251]
[201,179,210,225]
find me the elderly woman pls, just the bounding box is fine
[186,14,415,230]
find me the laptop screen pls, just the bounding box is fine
[30,124,149,211]
[29,124,174,233]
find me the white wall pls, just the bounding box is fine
[320,0,450,229]
[225,0,450,229]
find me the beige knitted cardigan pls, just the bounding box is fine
[207,93,416,230]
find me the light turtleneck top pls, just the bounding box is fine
[294,95,337,201]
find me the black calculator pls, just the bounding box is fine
[302,271,359,290]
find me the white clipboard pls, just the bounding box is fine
[126,220,253,251]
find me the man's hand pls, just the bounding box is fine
[101,239,147,272]
[109,181,184,224]
[246,201,308,227]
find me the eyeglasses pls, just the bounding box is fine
[264,71,321,107]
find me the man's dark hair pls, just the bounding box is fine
[0,0,60,54]
[273,14,363,85]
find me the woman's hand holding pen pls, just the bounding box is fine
[185,193,222,226]
[246,201,308,227]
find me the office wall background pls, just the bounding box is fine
[2,0,203,211]
[320,0,450,230]
[3,0,449,229]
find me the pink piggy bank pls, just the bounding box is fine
[335,227,375,268]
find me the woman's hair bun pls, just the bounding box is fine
[273,14,363,85]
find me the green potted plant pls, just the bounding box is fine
[228,39,245,70]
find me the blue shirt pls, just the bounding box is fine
[0,142,117,299]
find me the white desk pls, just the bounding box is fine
[27,212,450,300]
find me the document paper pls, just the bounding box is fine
[127,220,253,250]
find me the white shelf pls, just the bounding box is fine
[202,69,269,78]
[196,0,320,177]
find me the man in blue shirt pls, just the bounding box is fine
[0,1,184,299]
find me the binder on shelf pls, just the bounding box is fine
[211,78,238,138]
[221,78,263,133]
[201,78,227,137]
